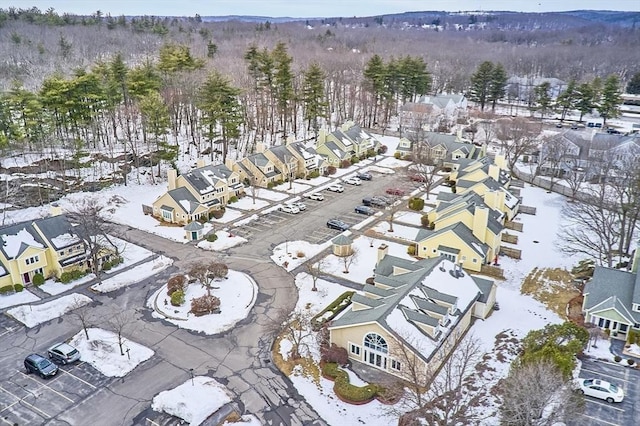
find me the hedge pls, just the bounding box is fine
[14,283,24,292]
[32,273,45,286]
[408,197,424,211]
[311,291,354,330]
[60,269,88,284]
[0,285,13,294]
[322,362,379,403]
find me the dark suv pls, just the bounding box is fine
[327,219,349,231]
[24,353,59,378]
[362,197,387,208]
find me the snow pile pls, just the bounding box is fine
[152,376,233,426]
[69,328,154,377]
[7,293,91,328]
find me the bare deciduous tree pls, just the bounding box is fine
[305,257,327,291]
[340,247,358,274]
[188,260,227,296]
[108,309,132,356]
[393,334,491,426]
[500,360,583,426]
[265,308,315,360]
[69,298,95,340]
[495,117,542,174]
[67,196,119,284]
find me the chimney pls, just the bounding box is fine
[50,202,63,217]
[488,164,500,181]
[472,206,489,242]
[167,169,178,191]
[286,134,294,146]
[377,243,389,266]
[196,158,206,169]
[317,129,327,145]
[484,190,505,211]
[256,142,265,153]
[224,157,235,171]
[494,153,507,169]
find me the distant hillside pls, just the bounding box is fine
[200,9,640,29]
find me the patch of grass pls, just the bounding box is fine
[271,333,321,385]
[521,267,580,319]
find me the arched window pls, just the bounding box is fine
[364,333,388,354]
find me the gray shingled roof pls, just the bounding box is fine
[473,276,495,303]
[33,215,80,250]
[167,187,201,214]
[182,163,233,195]
[416,222,490,258]
[332,235,353,246]
[0,221,47,260]
[184,221,204,231]
[584,266,640,324]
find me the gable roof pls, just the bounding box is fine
[330,255,487,363]
[0,221,47,260]
[33,215,82,250]
[167,187,205,214]
[584,265,640,324]
[182,163,234,195]
[416,222,490,258]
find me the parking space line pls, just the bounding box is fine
[58,369,97,389]
[583,398,625,412]
[580,368,631,383]
[0,326,17,337]
[0,385,52,420]
[581,413,621,426]
[145,418,161,426]
[20,371,74,403]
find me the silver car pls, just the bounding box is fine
[48,342,81,364]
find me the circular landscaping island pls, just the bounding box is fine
[148,269,258,335]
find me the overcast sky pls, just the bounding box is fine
[1,1,638,18]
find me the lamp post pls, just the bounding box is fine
[189,368,194,386]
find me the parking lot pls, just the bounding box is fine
[0,360,110,424]
[570,358,640,426]
[230,172,409,245]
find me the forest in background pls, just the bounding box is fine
[0,7,638,208]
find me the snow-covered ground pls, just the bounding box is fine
[69,328,154,377]
[91,255,173,293]
[270,239,333,272]
[197,230,248,251]
[228,196,270,211]
[0,290,40,310]
[7,293,92,328]
[371,221,421,241]
[151,376,234,426]
[147,270,258,335]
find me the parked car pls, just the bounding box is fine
[578,378,624,403]
[357,172,372,181]
[24,353,59,378]
[48,342,81,365]
[327,184,345,193]
[362,197,387,208]
[291,201,307,211]
[410,174,427,183]
[355,205,376,215]
[279,204,300,214]
[570,124,579,130]
[343,176,362,186]
[385,188,406,196]
[326,219,350,231]
[372,195,392,205]
[305,192,324,201]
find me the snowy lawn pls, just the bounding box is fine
[210,208,244,224]
[394,210,425,226]
[254,189,290,201]
[69,328,154,377]
[376,134,401,154]
[584,340,614,361]
[316,236,413,284]
[152,376,234,426]
[374,157,412,169]
[271,240,333,272]
[362,165,395,175]
[498,184,584,292]
[297,176,331,186]
[233,214,259,227]
[40,274,95,296]
[272,181,312,194]
[197,230,247,251]
[148,270,258,334]
[371,221,421,241]
[228,197,269,211]
[7,293,92,328]
[90,255,173,293]
[0,290,40,310]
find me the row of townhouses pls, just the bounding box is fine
[151,122,381,226]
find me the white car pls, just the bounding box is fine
[291,201,307,211]
[343,177,362,186]
[279,204,300,214]
[327,184,344,193]
[578,378,624,403]
[305,192,324,201]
